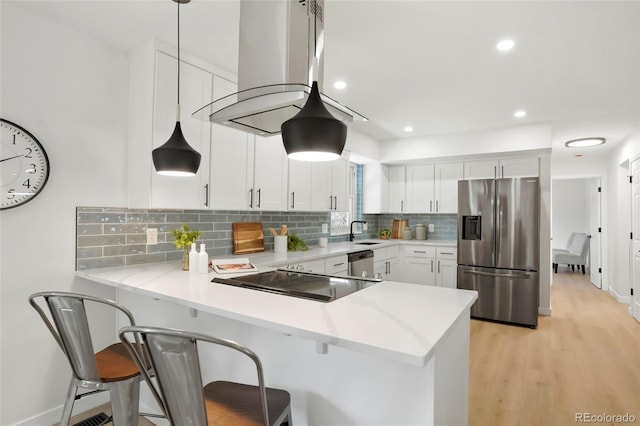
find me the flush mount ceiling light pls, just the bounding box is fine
[514,110,527,118]
[496,39,515,52]
[404,126,414,133]
[281,1,346,161]
[565,137,606,148]
[152,0,201,176]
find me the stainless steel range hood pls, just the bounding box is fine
[192,0,366,136]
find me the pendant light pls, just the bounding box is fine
[281,2,347,162]
[152,0,201,176]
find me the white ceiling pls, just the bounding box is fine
[9,0,640,159]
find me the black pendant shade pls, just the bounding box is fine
[152,121,201,176]
[152,0,200,176]
[281,81,347,161]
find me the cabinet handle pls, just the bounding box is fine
[329,195,333,210]
[501,165,504,178]
[386,261,390,274]
[436,200,439,212]
[401,200,404,211]
[257,188,261,208]
[291,192,295,209]
[437,260,440,274]
[333,262,345,267]
[431,259,434,273]
[334,196,338,210]
[413,250,426,254]
[204,184,209,207]
[429,200,433,212]
[494,166,497,179]
[440,252,454,255]
[249,188,254,208]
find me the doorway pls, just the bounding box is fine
[551,177,603,289]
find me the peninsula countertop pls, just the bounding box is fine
[77,271,475,367]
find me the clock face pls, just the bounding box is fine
[1,119,50,210]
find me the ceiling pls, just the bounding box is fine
[9,0,640,159]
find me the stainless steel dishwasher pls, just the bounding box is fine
[348,250,374,278]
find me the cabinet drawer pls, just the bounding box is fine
[325,255,348,275]
[437,247,457,260]
[404,245,436,258]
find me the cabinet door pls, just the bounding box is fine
[310,162,331,211]
[152,52,212,208]
[253,135,288,211]
[363,163,388,214]
[406,164,434,213]
[325,255,348,276]
[288,160,311,211]
[331,155,350,211]
[387,257,402,281]
[434,162,464,213]
[209,76,252,210]
[402,257,436,285]
[387,166,406,213]
[500,157,539,178]
[463,159,498,180]
[436,259,458,288]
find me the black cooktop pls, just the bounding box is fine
[211,269,379,302]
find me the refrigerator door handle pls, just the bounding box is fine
[462,269,532,279]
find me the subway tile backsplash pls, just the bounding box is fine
[76,207,456,270]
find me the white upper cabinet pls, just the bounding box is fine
[209,77,288,211]
[128,45,213,209]
[308,152,350,212]
[405,163,463,214]
[387,165,406,213]
[405,164,434,213]
[288,159,312,211]
[464,157,538,179]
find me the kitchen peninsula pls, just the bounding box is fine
[77,242,477,426]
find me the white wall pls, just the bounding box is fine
[551,179,590,250]
[605,132,640,303]
[0,4,129,424]
[379,122,552,163]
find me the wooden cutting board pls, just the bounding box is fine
[232,222,265,254]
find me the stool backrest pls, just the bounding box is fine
[120,326,270,426]
[29,292,137,382]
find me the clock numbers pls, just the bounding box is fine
[1,118,50,210]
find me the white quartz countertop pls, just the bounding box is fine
[76,239,474,367]
[242,238,456,266]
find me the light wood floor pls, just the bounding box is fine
[469,272,640,426]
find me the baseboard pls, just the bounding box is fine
[8,393,109,426]
[608,287,631,305]
[538,306,552,316]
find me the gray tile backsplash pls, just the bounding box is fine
[76,207,456,270]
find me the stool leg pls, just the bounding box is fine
[553,263,557,273]
[60,378,78,426]
[581,265,585,274]
[109,377,140,426]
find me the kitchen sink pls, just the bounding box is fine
[355,242,381,245]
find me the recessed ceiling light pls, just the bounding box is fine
[514,110,527,118]
[497,39,515,52]
[404,126,414,133]
[333,81,346,90]
[565,137,606,148]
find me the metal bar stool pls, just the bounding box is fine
[29,291,162,426]
[120,325,293,426]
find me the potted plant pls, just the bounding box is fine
[173,224,202,270]
[379,228,391,240]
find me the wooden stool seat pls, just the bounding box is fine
[95,343,141,382]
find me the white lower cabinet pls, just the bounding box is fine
[374,245,401,280]
[435,247,458,289]
[401,245,457,287]
[299,259,325,274]
[325,255,348,276]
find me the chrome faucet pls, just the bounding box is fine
[349,220,367,242]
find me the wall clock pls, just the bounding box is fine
[1,118,50,210]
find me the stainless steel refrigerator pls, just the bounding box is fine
[457,178,540,328]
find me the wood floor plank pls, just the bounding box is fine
[469,272,640,426]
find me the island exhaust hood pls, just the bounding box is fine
[192,0,366,136]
